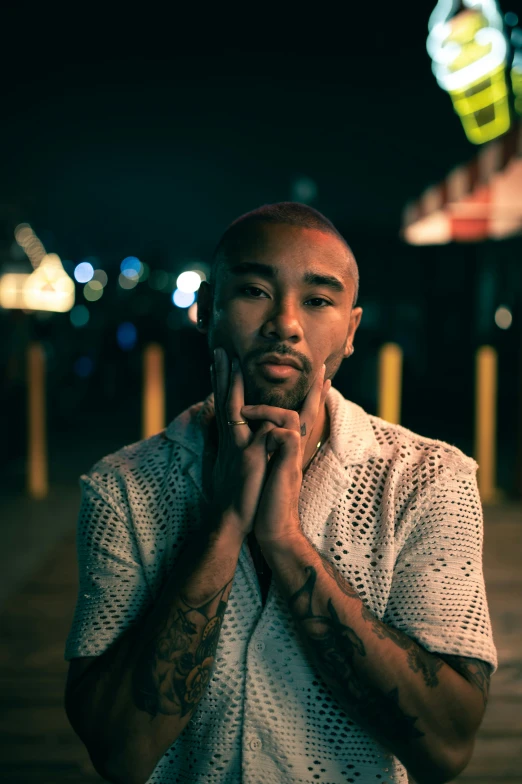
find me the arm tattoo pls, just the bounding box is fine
[300,423,307,436]
[132,579,232,718]
[360,602,444,688]
[437,653,491,707]
[320,558,360,599]
[288,562,425,743]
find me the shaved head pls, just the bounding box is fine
[210,202,359,308]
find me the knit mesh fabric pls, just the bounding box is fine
[65,386,497,784]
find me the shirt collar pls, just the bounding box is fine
[164,386,380,468]
[325,386,381,466]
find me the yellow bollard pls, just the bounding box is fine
[378,343,403,424]
[143,343,165,439]
[27,342,48,499]
[475,345,498,504]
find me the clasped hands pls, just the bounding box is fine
[209,347,331,548]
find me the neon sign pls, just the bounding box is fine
[0,254,75,312]
[427,0,511,144]
[509,25,522,115]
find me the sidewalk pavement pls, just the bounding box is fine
[0,484,81,611]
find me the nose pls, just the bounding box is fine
[261,297,304,343]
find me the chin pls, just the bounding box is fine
[244,378,308,412]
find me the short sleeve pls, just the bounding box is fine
[382,458,498,674]
[64,471,152,661]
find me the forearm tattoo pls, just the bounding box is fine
[360,602,444,688]
[288,562,425,743]
[323,555,487,702]
[132,580,232,718]
[358,584,490,703]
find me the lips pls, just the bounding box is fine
[257,354,302,370]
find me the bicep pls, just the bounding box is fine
[437,653,491,707]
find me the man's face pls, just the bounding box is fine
[198,223,362,412]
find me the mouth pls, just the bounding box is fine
[257,354,302,370]
[257,363,301,380]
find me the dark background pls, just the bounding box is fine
[1,2,521,495]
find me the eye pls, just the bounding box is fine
[240,287,331,308]
[306,298,331,308]
[241,286,269,298]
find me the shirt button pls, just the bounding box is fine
[249,738,262,751]
[254,641,265,652]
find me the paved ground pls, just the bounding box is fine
[0,488,520,783]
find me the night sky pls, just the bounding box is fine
[1,1,499,263]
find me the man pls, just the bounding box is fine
[64,202,497,784]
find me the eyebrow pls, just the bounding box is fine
[227,261,346,293]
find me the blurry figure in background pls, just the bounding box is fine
[64,203,497,784]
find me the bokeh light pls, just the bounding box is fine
[118,272,138,290]
[172,289,196,308]
[14,223,32,244]
[291,175,317,203]
[92,269,108,287]
[187,301,198,324]
[14,223,46,267]
[177,270,202,293]
[70,305,90,327]
[121,256,143,277]
[83,280,104,301]
[74,356,94,377]
[74,261,95,283]
[495,305,512,329]
[505,11,519,26]
[138,262,150,281]
[122,269,139,280]
[117,322,137,351]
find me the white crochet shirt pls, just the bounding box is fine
[65,386,497,784]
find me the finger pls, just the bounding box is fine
[263,427,301,464]
[248,419,278,457]
[239,404,300,433]
[299,363,326,437]
[226,358,251,448]
[213,347,231,445]
[210,362,224,445]
[320,379,332,406]
[245,421,277,461]
[214,347,230,412]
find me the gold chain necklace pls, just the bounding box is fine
[303,412,330,473]
[303,437,325,473]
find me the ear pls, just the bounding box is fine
[196,281,212,334]
[343,306,363,358]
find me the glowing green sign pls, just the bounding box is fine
[427,0,511,143]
